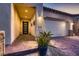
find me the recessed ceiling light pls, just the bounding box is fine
[25,10,28,13]
[25,16,27,18]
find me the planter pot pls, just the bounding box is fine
[38,46,48,56]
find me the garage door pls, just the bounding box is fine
[45,19,67,37]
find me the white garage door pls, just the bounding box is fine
[45,19,67,37]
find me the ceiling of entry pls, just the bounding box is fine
[14,3,35,20]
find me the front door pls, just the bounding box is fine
[23,22,28,34]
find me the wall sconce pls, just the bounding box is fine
[70,22,74,30]
[38,16,43,27]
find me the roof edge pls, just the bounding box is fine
[43,7,79,17]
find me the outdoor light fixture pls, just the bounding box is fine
[25,16,27,18]
[38,16,43,27]
[70,22,74,30]
[38,16,43,23]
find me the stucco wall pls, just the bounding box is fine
[30,15,36,36]
[35,4,45,36]
[11,4,21,44]
[44,11,73,22]
[0,3,11,45]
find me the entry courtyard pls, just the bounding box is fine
[5,36,79,56]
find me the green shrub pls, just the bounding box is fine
[37,31,52,47]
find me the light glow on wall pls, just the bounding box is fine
[11,4,15,44]
[61,22,66,28]
[70,22,73,30]
[38,16,43,27]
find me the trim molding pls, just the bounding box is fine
[44,17,67,22]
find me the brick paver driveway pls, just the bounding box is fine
[49,36,79,56]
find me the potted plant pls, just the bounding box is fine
[37,31,52,56]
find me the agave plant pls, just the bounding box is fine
[37,31,52,47]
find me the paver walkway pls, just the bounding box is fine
[5,34,38,54]
[5,36,79,56]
